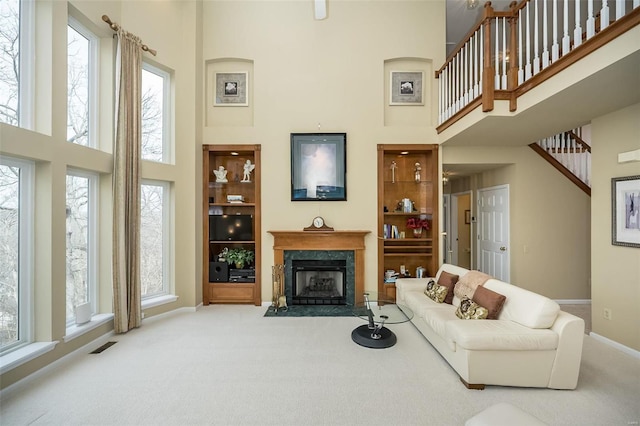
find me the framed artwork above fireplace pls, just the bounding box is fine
[291,133,347,201]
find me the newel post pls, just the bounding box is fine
[482,2,495,112]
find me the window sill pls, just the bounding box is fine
[0,341,59,375]
[64,313,114,343]
[142,294,179,310]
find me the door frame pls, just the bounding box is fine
[451,191,472,269]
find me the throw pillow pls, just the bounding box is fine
[455,297,489,320]
[424,279,448,303]
[437,271,459,305]
[473,285,507,320]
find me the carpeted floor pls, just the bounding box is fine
[1,305,638,425]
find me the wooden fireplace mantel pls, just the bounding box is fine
[268,230,371,300]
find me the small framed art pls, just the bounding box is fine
[214,72,248,106]
[612,175,640,248]
[390,71,424,105]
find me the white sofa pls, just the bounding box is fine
[395,264,585,389]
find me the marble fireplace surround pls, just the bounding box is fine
[268,231,370,306]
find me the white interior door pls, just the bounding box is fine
[477,185,510,281]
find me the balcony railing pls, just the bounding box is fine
[436,0,640,130]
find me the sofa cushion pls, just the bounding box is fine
[437,271,458,304]
[424,279,448,303]
[404,290,441,319]
[473,285,506,320]
[455,298,489,320]
[483,280,560,329]
[446,320,559,351]
[420,306,459,350]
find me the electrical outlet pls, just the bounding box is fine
[603,308,612,320]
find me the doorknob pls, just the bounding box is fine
[500,246,506,251]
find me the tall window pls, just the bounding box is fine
[65,170,97,324]
[67,18,98,147]
[140,181,170,298]
[0,0,33,128]
[141,63,171,163]
[0,157,33,353]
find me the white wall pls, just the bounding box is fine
[591,102,640,351]
[201,0,446,300]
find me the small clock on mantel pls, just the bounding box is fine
[304,216,334,231]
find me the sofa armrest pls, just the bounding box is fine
[547,310,585,389]
[395,278,433,303]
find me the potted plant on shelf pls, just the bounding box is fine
[224,247,255,269]
[406,217,430,238]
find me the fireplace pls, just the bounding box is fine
[291,259,347,305]
[268,230,370,307]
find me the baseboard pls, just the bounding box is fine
[141,306,197,323]
[555,299,591,304]
[590,332,640,359]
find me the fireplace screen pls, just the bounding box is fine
[291,260,347,305]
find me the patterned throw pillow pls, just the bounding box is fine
[455,297,489,320]
[424,279,448,303]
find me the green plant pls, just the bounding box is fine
[225,247,254,269]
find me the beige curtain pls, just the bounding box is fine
[112,29,143,333]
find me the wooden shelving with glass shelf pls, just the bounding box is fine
[377,144,439,301]
[202,144,261,306]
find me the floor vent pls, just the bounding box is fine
[90,341,117,354]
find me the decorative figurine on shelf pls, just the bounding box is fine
[414,162,421,183]
[213,166,228,182]
[241,159,255,182]
[390,161,397,183]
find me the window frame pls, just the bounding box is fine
[66,16,99,148]
[0,156,34,354]
[140,179,171,300]
[141,62,172,164]
[65,168,98,326]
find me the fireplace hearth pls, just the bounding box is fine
[292,259,346,305]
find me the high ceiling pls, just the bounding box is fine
[446,0,514,56]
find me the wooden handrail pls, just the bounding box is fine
[567,131,592,152]
[529,143,591,196]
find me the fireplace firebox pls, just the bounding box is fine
[291,259,347,305]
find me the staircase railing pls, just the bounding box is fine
[529,128,592,195]
[436,0,640,129]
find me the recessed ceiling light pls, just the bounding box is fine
[400,151,409,155]
[230,152,239,156]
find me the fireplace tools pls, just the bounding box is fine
[272,264,287,313]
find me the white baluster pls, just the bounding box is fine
[479,24,484,96]
[501,17,507,89]
[542,0,550,68]
[562,0,571,56]
[454,55,459,114]
[473,32,479,98]
[574,0,582,48]
[438,70,443,124]
[445,65,450,120]
[600,0,610,31]
[586,0,595,38]
[495,17,500,90]
[634,0,640,10]
[518,9,524,84]
[525,3,533,80]
[462,42,467,107]
[552,0,559,61]
[533,0,540,74]
[616,0,625,20]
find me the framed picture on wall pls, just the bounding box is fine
[214,72,248,106]
[389,71,424,105]
[291,133,347,201]
[612,175,640,248]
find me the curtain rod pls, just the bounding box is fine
[102,15,157,56]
